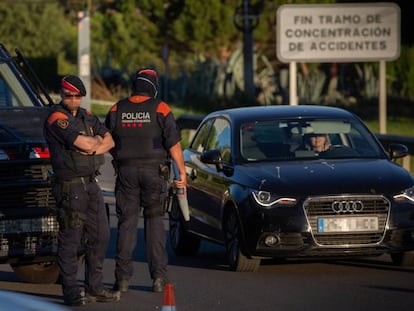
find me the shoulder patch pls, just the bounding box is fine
[156,101,171,117]
[48,111,68,125]
[57,119,69,129]
[109,103,118,112]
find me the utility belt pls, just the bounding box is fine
[113,159,170,181]
[58,176,96,185]
[115,158,162,168]
[113,159,170,178]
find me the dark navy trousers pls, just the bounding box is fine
[114,165,168,282]
[54,180,110,298]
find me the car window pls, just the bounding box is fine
[205,118,231,163]
[0,62,36,107]
[189,119,213,153]
[240,118,385,162]
[241,121,292,161]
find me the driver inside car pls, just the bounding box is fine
[305,133,332,154]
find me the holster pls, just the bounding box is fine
[163,186,174,214]
[57,181,87,230]
[160,161,174,214]
[159,163,170,180]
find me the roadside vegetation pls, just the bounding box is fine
[3,0,414,168]
[0,0,413,112]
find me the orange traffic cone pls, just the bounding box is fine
[162,283,177,311]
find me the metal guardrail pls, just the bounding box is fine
[176,115,414,173]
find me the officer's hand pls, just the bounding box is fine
[174,180,184,187]
[174,181,186,198]
[95,135,103,143]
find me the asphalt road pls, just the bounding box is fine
[1,155,414,310]
[2,212,414,311]
[1,199,414,311]
[97,153,116,194]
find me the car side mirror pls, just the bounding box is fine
[200,149,223,172]
[389,143,408,160]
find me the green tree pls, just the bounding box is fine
[171,1,239,56]
[0,3,73,58]
[91,0,159,76]
[0,0,412,105]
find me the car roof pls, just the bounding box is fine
[204,105,355,123]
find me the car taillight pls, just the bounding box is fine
[30,147,50,159]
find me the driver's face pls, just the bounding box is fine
[309,134,327,151]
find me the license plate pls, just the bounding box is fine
[317,216,379,233]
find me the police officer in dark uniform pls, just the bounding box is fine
[105,69,186,293]
[44,75,120,306]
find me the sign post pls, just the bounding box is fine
[276,3,400,133]
[233,0,260,100]
[78,11,91,111]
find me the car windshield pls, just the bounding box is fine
[240,118,385,162]
[0,62,36,107]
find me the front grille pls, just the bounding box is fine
[0,160,50,182]
[0,158,58,260]
[0,233,59,259]
[304,195,389,246]
[0,160,55,209]
[0,186,55,209]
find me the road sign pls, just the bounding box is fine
[276,3,400,63]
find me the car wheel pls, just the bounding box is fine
[224,210,260,272]
[10,261,60,284]
[169,196,200,256]
[391,251,414,266]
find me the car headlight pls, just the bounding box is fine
[252,190,297,207]
[393,186,414,204]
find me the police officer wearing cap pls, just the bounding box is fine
[105,69,186,293]
[44,75,120,306]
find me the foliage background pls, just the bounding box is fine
[0,0,412,115]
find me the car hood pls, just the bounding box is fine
[239,159,414,196]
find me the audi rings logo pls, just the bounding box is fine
[331,200,364,213]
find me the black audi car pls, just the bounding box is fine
[169,105,414,272]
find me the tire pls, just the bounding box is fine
[11,261,60,284]
[168,196,200,256]
[224,210,260,272]
[391,251,414,266]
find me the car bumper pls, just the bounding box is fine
[248,228,414,259]
[239,197,414,259]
